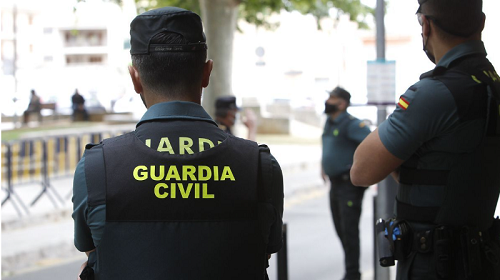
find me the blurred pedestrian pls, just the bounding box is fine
[351,0,500,279]
[23,89,42,124]
[72,89,89,121]
[321,86,371,280]
[215,96,257,140]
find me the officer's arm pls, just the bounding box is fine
[266,153,284,254]
[350,129,404,187]
[72,156,96,253]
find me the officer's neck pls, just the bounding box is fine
[329,110,346,121]
[430,33,482,65]
[142,90,202,108]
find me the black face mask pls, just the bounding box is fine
[324,102,339,114]
[421,32,435,64]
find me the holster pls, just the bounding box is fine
[79,265,95,280]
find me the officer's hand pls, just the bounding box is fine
[77,261,87,280]
[242,109,257,140]
[321,168,328,184]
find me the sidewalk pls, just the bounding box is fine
[1,142,324,276]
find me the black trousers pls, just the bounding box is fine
[329,174,366,279]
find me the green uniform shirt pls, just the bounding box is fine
[322,111,371,177]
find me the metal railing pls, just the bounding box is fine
[1,130,130,216]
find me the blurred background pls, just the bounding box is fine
[1,0,500,279]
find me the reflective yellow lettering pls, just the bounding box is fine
[145,139,151,148]
[195,183,200,198]
[154,183,168,198]
[198,166,212,181]
[213,166,219,181]
[165,166,181,181]
[484,71,490,78]
[218,141,222,145]
[133,165,148,181]
[199,138,214,152]
[170,183,176,198]
[150,165,164,181]
[221,166,235,181]
[490,71,498,82]
[157,137,174,154]
[203,183,214,199]
[179,137,194,155]
[182,165,196,180]
[178,183,193,198]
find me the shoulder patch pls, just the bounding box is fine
[359,121,366,128]
[398,96,410,110]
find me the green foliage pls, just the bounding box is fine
[137,0,374,29]
[137,0,200,14]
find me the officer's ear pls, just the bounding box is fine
[128,65,143,94]
[421,14,431,39]
[480,12,486,32]
[201,59,213,88]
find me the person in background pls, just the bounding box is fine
[321,86,371,280]
[72,89,89,121]
[215,95,257,140]
[23,89,42,124]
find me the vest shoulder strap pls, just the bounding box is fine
[84,132,135,206]
[84,144,106,207]
[258,144,273,204]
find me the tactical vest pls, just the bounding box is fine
[86,132,268,280]
[396,55,500,230]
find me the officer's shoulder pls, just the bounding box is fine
[403,78,450,101]
[346,115,367,129]
[84,132,133,151]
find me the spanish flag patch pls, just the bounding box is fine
[398,97,409,110]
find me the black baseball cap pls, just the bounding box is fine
[130,7,207,55]
[415,0,483,37]
[215,96,238,111]
[416,0,429,13]
[327,87,351,103]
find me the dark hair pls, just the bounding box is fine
[131,32,207,98]
[422,0,483,38]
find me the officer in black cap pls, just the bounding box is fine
[72,7,284,280]
[215,96,239,134]
[215,96,258,140]
[351,0,500,279]
[321,86,371,280]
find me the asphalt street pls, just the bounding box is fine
[5,186,378,280]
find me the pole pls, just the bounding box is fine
[376,0,385,62]
[277,223,288,280]
[12,3,19,127]
[374,1,397,279]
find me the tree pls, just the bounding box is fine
[135,0,373,116]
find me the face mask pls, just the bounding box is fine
[421,33,436,64]
[325,102,339,114]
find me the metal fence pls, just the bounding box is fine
[1,130,130,216]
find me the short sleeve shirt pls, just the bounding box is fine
[322,112,371,177]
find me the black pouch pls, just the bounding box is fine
[79,265,95,280]
[461,226,483,277]
[434,226,453,279]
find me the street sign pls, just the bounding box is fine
[367,60,396,105]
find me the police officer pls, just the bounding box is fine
[351,0,500,279]
[321,87,371,280]
[72,7,284,280]
[215,96,257,140]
